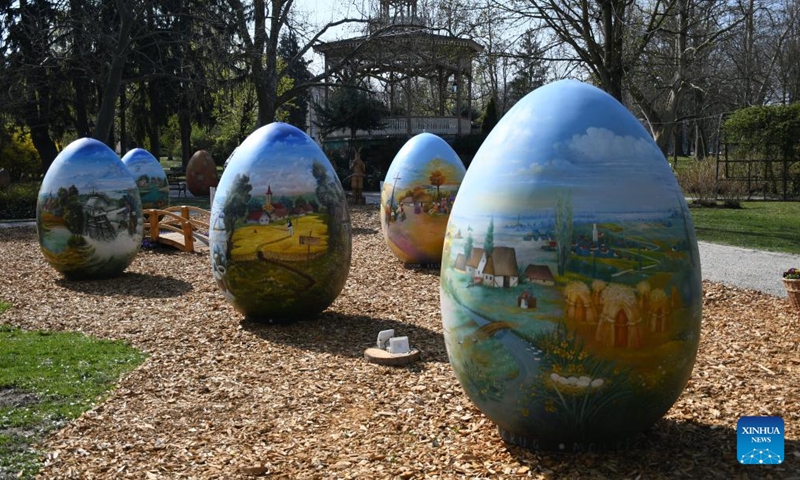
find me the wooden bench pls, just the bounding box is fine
[167,169,187,197]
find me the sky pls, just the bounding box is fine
[292,0,381,73]
[448,80,682,228]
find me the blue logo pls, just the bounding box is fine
[737,416,784,464]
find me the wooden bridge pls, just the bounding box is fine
[143,206,210,253]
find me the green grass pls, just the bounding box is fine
[171,196,211,210]
[0,306,146,479]
[689,201,800,254]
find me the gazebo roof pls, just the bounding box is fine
[314,28,483,76]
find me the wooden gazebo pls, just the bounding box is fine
[313,0,483,140]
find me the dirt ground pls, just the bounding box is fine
[0,205,798,479]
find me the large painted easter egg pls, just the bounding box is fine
[121,148,169,209]
[381,133,466,266]
[209,123,351,321]
[440,80,702,450]
[36,138,143,279]
[186,150,218,196]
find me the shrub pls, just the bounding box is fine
[0,126,42,180]
[717,179,747,208]
[676,159,718,207]
[0,181,39,219]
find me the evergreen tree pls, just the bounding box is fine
[507,30,549,109]
[555,191,573,276]
[314,82,389,141]
[278,32,313,129]
[484,217,494,255]
[223,174,252,253]
[481,96,499,135]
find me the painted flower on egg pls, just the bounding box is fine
[441,80,702,449]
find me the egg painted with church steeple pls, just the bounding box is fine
[440,80,702,450]
[208,122,351,321]
[380,133,466,266]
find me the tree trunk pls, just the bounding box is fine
[179,106,192,169]
[146,82,161,158]
[92,0,134,146]
[31,125,59,176]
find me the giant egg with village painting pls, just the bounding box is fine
[209,122,351,321]
[380,133,466,266]
[440,80,702,450]
[36,138,143,280]
[121,148,169,209]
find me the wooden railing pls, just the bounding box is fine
[143,206,210,253]
[322,116,471,139]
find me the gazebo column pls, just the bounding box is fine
[456,60,463,135]
[467,69,473,132]
[323,58,330,105]
[406,76,412,136]
[437,67,446,116]
[389,72,395,114]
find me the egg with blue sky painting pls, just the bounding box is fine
[209,123,351,321]
[440,80,702,450]
[380,133,466,266]
[37,138,143,279]
[121,148,169,209]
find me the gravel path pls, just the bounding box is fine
[698,241,800,297]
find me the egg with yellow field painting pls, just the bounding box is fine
[441,80,702,450]
[208,123,351,321]
[380,133,466,266]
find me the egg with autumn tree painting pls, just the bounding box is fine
[440,80,702,450]
[36,138,143,280]
[208,123,351,321]
[380,133,466,266]
[121,148,169,209]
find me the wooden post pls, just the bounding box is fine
[181,206,193,252]
[149,210,159,241]
[182,220,194,252]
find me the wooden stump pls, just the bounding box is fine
[364,347,421,366]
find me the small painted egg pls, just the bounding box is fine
[121,148,169,209]
[380,133,466,266]
[186,150,218,196]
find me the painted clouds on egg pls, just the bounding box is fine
[440,80,702,449]
[37,138,143,279]
[209,123,351,321]
[121,148,169,209]
[380,133,466,265]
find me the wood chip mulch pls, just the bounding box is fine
[1,205,798,479]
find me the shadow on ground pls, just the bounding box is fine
[240,311,449,363]
[56,272,193,298]
[504,417,797,479]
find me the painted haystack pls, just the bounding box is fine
[595,284,645,348]
[648,288,669,332]
[564,281,596,324]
